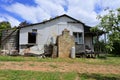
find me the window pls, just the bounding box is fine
[28,29,37,44]
[28,32,37,44]
[73,32,83,44]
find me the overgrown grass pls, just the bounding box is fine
[0,70,77,80]
[75,56,120,65]
[0,70,120,80]
[79,73,120,80]
[0,55,120,65]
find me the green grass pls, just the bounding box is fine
[79,73,120,80]
[0,55,119,79]
[49,64,58,68]
[75,57,120,65]
[0,55,120,65]
[0,70,77,80]
[0,70,120,80]
[0,56,25,61]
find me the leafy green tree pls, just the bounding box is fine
[96,8,120,54]
[90,26,103,43]
[90,27,106,53]
[0,21,11,29]
[0,21,11,45]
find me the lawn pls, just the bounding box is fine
[0,55,120,65]
[0,70,76,80]
[0,55,120,80]
[0,70,120,80]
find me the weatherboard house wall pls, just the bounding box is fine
[19,15,85,55]
[0,14,94,56]
[19,14,95,56]
[1,29,19,55]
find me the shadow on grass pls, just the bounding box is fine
[107,54,120,57]
[79,73,120,80]
[97,56,107,59]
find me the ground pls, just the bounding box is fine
[0,56,120,74]
[0,56,120,80]
[0,61,120,74]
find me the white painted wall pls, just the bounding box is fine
[19,16,84,54]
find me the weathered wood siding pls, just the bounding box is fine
[19,16,84,54]
[84,35,94,51]
[1,29,19,54]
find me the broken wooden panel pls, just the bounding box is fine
[75,44,85,53]
[1,29,19,55]
[52,45,58,58]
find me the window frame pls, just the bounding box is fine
[73,32,83,44]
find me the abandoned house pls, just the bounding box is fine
[1,14,98,58]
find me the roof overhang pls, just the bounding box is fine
[18,14,85,29]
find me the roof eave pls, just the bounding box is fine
[19,14,85,29]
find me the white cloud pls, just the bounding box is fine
[4,0,66,23]
[3,0,120,27]
[66,0,99,26]
[35,0,66,17]
[4,3,51,23]
[66,0,120,26]
[0,14,20,27]
[97,0,120,10]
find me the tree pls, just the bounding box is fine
[0,21,11,29]
[0,21,11,46]
[90,26,104,43]
[96,8,120,54]
[90,26,106,53]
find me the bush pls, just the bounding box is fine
[111,41,120,55]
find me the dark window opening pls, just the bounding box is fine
[28,32,36,43]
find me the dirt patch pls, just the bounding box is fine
[0,61,120,74]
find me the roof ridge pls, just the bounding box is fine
[19,14,86,28]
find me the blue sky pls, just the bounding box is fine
[0,0,120,27]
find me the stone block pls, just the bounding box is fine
[57,29,75,58]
